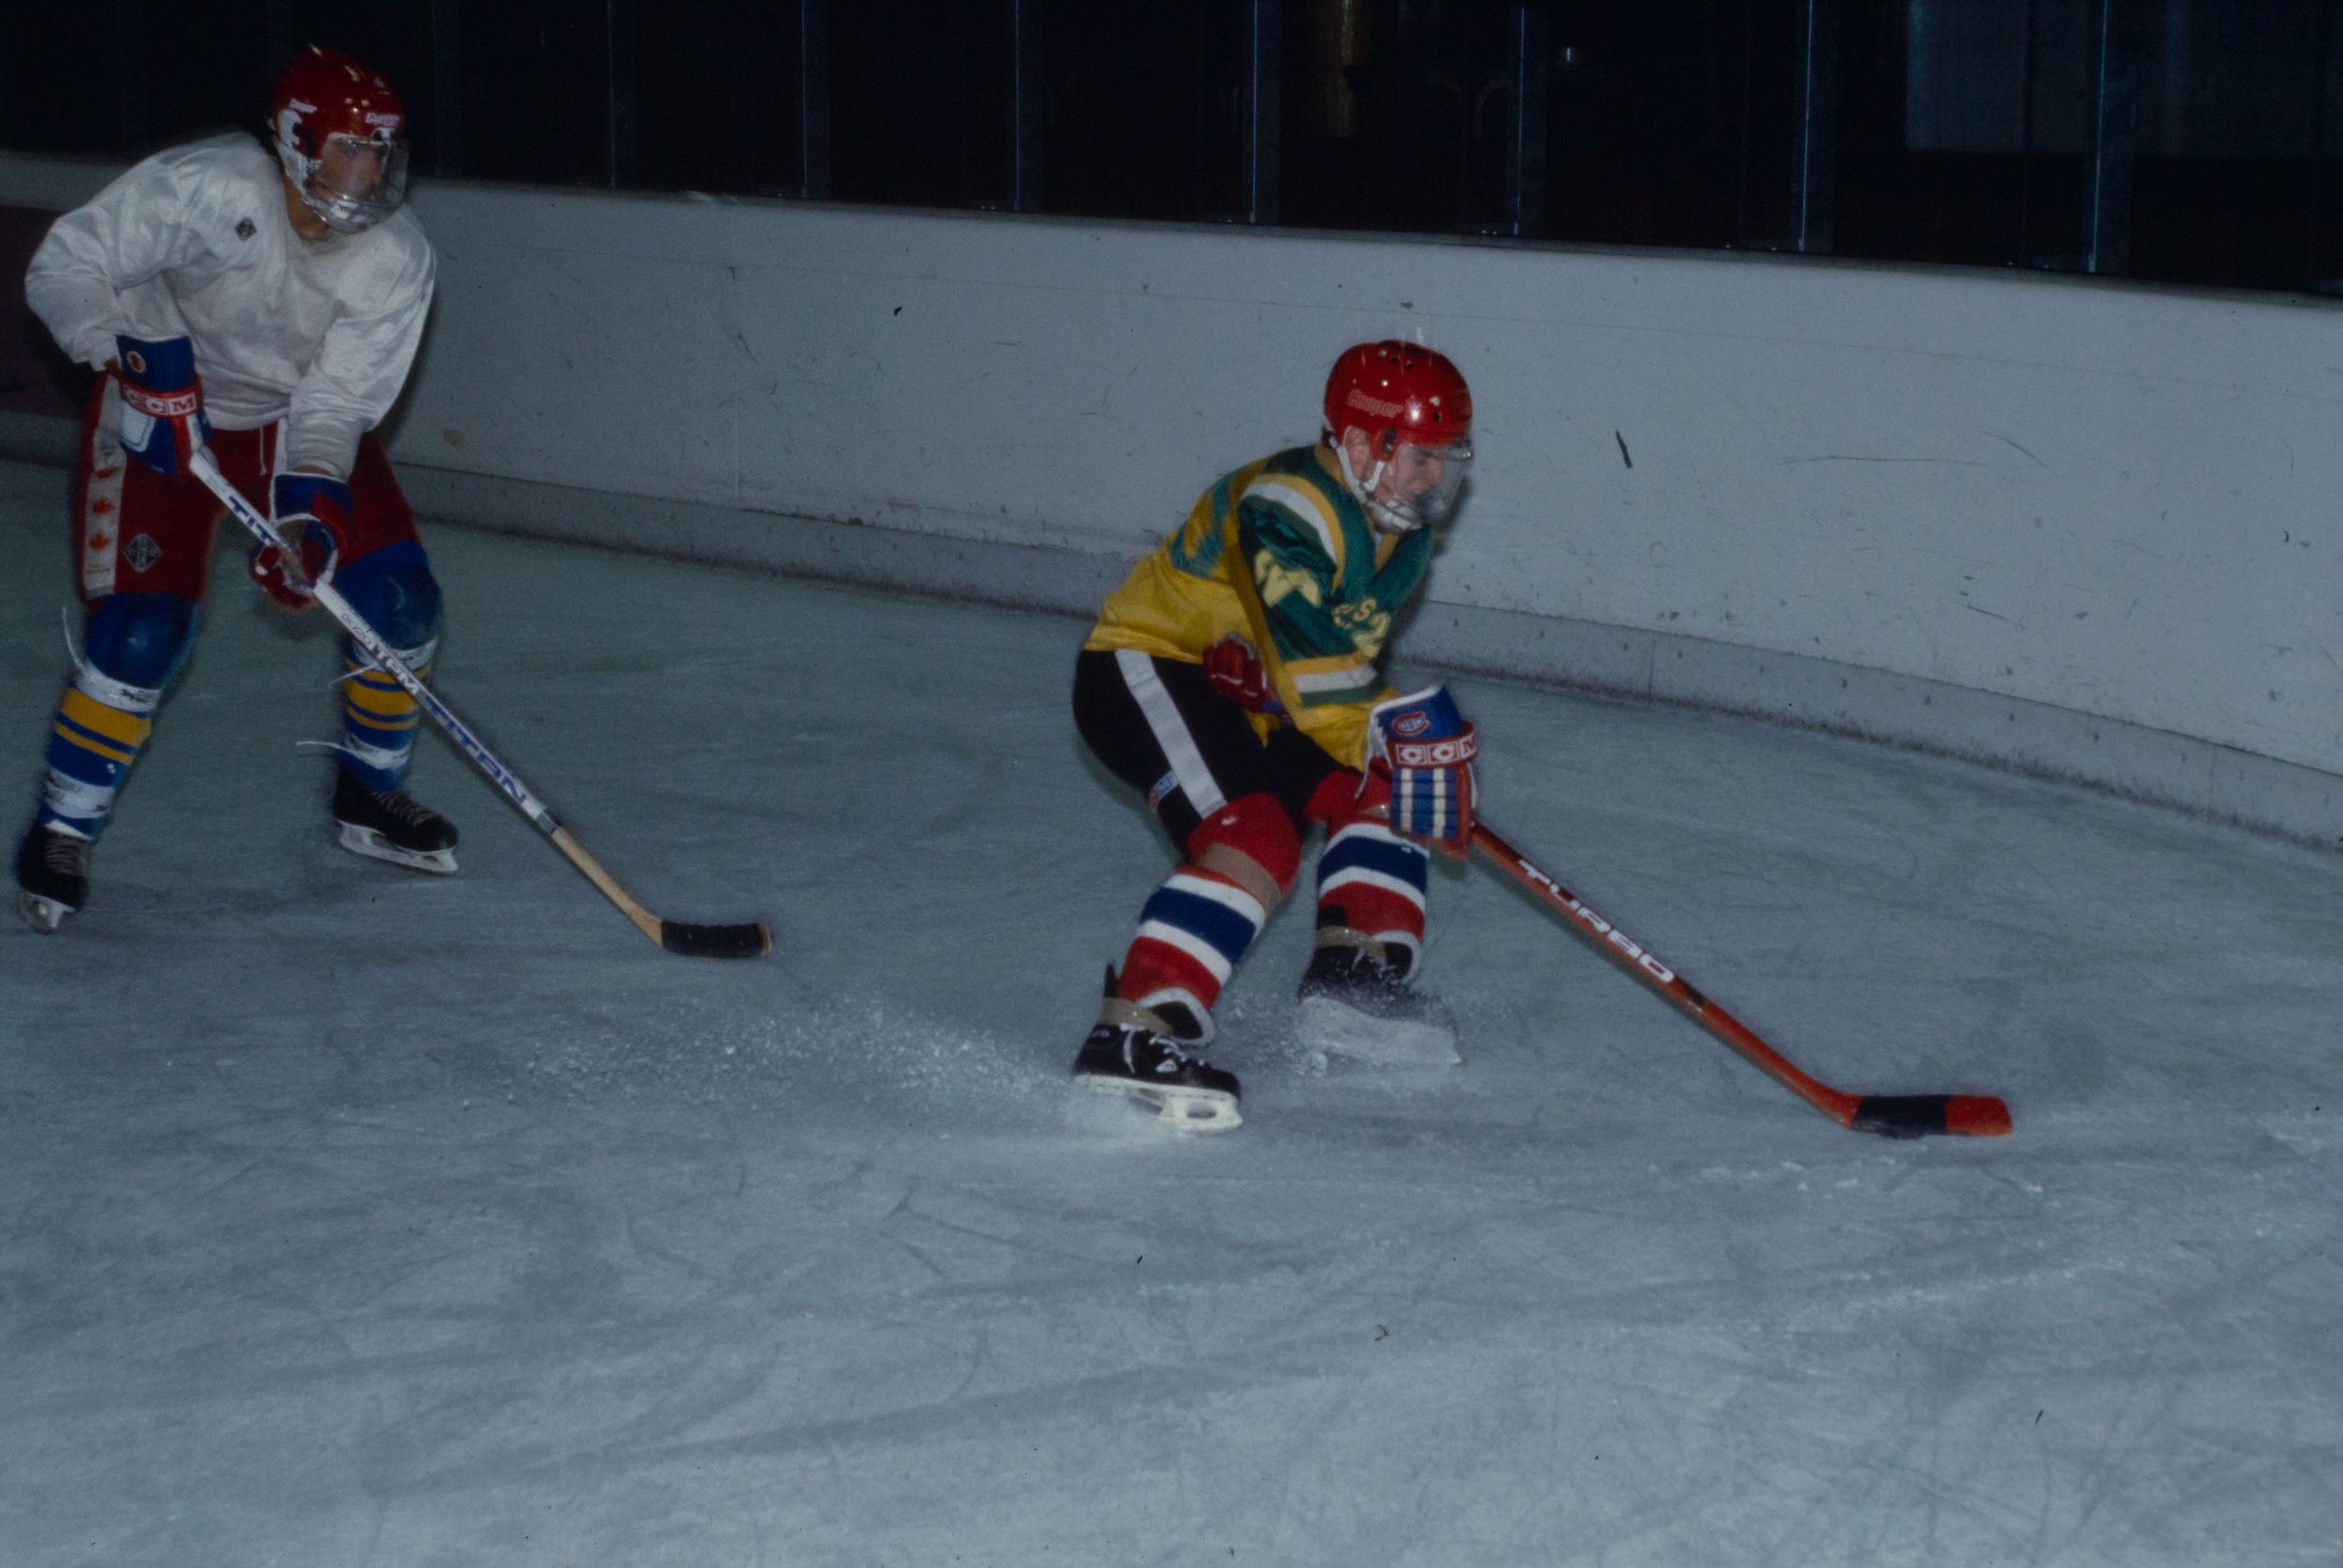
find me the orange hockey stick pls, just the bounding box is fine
[1473,822,2010,1138]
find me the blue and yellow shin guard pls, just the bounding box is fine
[332,544,442,791]
[34,592,195,840]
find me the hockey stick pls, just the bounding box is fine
[191,451,771,959]
[1472,821,2009,1138]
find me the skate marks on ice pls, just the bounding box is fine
[515,990,1073,1132]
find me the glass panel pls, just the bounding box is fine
[1540,0,1805,248]
[2318,14,2343,291]
[2128,0,2326,289]
[831,0,1012,208]
[634,0,803,196]
[1042,0,1230,221]
[137,0,272,154]
[456,0,615,187]
[1836,0,2089,270]
[7,0,2339,295]
[1282,0,1478,233]
[0,11,127,156]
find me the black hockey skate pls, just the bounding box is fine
[1295,940,1460,1066]
[15,822,90,934]
[1072,973,1242,1133]
[332,769,460,874]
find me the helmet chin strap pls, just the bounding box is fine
[1334,440,1419,534]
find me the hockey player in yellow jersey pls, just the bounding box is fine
[1071,341,1481,1131]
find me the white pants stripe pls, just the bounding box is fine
[1115,648,1227,818]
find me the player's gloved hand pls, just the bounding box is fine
[113,334,210,477]
[1367,684,1478,858]
[249,473,350,609]
[1202,634,1285,715]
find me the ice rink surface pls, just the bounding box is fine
[2,459,2336,1567]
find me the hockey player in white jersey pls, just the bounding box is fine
[14,46,453,933]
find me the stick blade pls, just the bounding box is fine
[1849,1094,2013,1139]
[659,919,774,960]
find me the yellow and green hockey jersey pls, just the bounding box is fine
[1085,442,1434,769]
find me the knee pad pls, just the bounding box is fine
[82,592,198,692]
[335,541,441,650]
[1186,791,1303,901]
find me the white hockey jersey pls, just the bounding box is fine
[26,131,435,481]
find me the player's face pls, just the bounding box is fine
[292,130,411,234]
[317,134,394,200]
[1356,432,1471,531]
[1378,442,1446,503]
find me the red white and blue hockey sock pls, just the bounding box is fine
[35,666,161,842]
[1115,865,1270,1040]
[336,637,433,790]
[1314,817,1430,973]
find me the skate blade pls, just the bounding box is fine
[1296,996,1462,1067]
[1078,1074,1243,1134]
[336,823,458,875]
[17,889,71,934]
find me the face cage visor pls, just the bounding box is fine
[281,132,410,233]
[1367,438,1471,532]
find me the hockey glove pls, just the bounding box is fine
[249,473,349,609]
[1367,685,1478,857]
[114,334,210,477]
[1202,634,1286,715]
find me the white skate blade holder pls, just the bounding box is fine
[1080,1075,1244,1134]
[18,890,70,934]
[337,822,458,875]
[1296,994,1464,1067]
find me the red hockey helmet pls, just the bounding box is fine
[1322,340,1472,459]
[271,47,410,234]
[1323,341,1473,531]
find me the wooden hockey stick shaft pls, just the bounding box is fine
[1471,821,2009,1138]
[190,452,770,959]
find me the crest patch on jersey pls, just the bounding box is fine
[124,534,163,574]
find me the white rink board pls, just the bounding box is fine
[2,152,2337,837]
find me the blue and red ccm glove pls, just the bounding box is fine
[248,473,349,609]
[113,334,210,477]
[1367,685,1478,857]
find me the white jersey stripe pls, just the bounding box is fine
[1115,649,1226,818]
[1242,476,1341,561]
[1291,665,1378,694]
